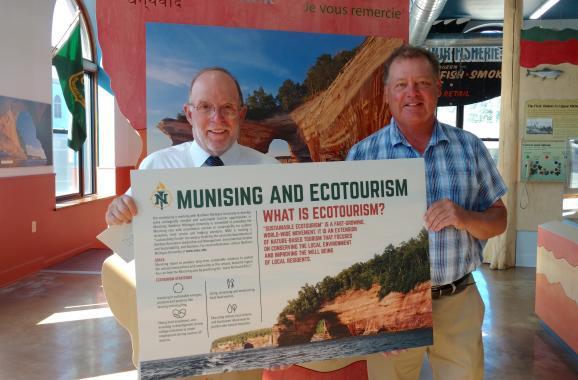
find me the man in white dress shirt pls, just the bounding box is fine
[105,67,277,225]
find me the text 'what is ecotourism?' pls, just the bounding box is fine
[261,202,384,266]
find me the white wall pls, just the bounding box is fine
[114,100,141,167]
[0,0,56,177]
[0,0,141,183]
[0,0,55,103]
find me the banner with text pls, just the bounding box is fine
[429,46,502,106]
[132,159,432,378]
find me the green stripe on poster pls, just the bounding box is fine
[522,27,578,43]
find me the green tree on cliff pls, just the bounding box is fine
[278,229,430,322]
[277,79,307,112]
[245,86,279,120]
[303,48,357,96]
[243,47,357,120]
[377,229,430,298]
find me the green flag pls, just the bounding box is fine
[53,23,86,151]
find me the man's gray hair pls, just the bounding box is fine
[383,45,440,84]
[188,67,244,105]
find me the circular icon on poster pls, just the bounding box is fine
[173,283,184,293]
[172,308,186,318]
[227,304,238,314]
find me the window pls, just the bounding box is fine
[436,105,457,127]
[54,95,62,119]
[51,0,96,199]
[569,140,578,189]
[564,140,578,215]
[463,97,501,164]
[437,96,501,165]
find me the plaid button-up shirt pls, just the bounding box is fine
[347,119,507,286]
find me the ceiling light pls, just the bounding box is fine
[530,0,560,20]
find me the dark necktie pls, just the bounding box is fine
[205,156,224,167]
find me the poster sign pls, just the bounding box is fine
[131,159,432,378]
[429,46,502,106]
[525,99,578,140]
[520,141,568,182]
[0,95,52,168]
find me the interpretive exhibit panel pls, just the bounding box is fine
[131,159,432,378]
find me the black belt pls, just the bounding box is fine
[431,273,472,299]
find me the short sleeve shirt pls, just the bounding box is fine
[347,120,507,286]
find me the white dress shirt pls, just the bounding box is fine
[125,141,279,196]
[139,140,278,169]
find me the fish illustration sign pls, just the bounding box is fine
[526,68,564,80]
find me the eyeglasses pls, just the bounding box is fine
[187,101,240,120]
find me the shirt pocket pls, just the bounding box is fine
[439,165,478,207]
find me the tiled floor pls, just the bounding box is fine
[0,250,134,380]
[0,250,576,380]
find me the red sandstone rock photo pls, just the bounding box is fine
[211,230,432,352]
[156,37,402,163]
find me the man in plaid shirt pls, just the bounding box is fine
[346,45,507,380]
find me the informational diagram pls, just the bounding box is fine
[520,141,569,182]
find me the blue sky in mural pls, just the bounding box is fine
[146,23,365,142]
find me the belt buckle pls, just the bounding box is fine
[432,287,443,299]
[450,282,457,295]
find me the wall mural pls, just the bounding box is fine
[96,0,407,162]
[146,24,398,161]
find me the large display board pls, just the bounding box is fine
[131,159,432,378]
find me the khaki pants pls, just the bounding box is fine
[302,284,485,380]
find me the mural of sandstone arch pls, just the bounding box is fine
[0,96,51,166]
[157,36,402,163]
[156,114,312,163]
[96,1,408,165]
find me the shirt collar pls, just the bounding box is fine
[190,140,240,167]
[388,118,449,150]
[429,120,449,147]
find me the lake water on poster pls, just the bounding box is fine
[141,328,432,379]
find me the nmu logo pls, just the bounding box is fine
[151,182,172,210]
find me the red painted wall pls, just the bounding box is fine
[116,165,135,195]
[0,174,113,287]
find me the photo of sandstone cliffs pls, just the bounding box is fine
[0,95,51,167]
[211,230,432,352]
[147,26,403,162]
